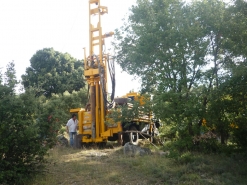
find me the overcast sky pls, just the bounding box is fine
[0,0,140,96]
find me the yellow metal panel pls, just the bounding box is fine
[93,42,99,46]
[70,108,83,113]
[95,137,104,142]
[99,6,108,14]
[126,92,147,106]
[92,36,100,40]
[90,8,99,15]
[91,28,99,32]
[83,138,93,143]
[84,69,99,76]
[96,83,99,138]
[111,123,123,134]
[89,0,99,4]
[78,110,84,134]
[83,111,92,123]
[84,112,91,116]
[82,124,91,130]
[82,130,92,134]
[101,129,112,137]
[82,138,105,143]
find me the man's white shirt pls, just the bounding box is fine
[66,118,78,132]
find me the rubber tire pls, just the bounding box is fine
[129,126,139,145]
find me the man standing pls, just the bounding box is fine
[66,114,78,147]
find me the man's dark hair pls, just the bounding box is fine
[71,114,77,118]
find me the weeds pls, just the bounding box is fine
[29,143,247,185]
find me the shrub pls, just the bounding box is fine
[0,87,51,184]
[193,131,219,153]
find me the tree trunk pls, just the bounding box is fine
[188,122,194,136]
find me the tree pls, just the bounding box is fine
[4,60,18,90]
[113,0,214,140]
[37,88,88,142]
[0,61,89,184]
[113,0,247,149]
[22,48,85,98]
[0,63,51,184]
[224,0,247,56]
[211,63,247,148]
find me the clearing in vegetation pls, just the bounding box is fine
[30,143,247,185]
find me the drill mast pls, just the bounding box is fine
[82,0,114,142]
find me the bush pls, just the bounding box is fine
[0,87,51,184]
[0,60,87,184]
[192,131,219,153]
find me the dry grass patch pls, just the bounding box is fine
[29,144,247,185]
[30,145,169,185]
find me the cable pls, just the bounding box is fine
[103,42,116,107]
[107,55,115,103]
[91,54,115,109]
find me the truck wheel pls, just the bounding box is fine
[129,126,139,145]
[122,132,129,146]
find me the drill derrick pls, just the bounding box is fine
[78,0,115,143]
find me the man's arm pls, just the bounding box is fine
[66,120,69,133]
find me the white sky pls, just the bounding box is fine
[0,0,140,96]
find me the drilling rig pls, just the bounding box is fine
[70,0,159,147]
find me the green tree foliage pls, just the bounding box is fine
[113,0,214,140]
[106,95,152,126]
[4,61,18,89]
[22,48,85,98]
[113,0,247,150]
[0,57,88,183]
[224,0,247,56]
[207,63,247,148]
[0,62,49,184]
[37,88,88,142]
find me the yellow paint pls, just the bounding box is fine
[70,0,120,144]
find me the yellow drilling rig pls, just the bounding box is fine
[70,0,159,147]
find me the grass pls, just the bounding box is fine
[29,143,247,185]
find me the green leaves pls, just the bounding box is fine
[4,61,18,90]
[0,84,44,184]
[21,48,85,98]
[0,52,89,184]
[107,95,152,124]
[0,61,88,184]
[113,0,247,150]
[113,0,209,93]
